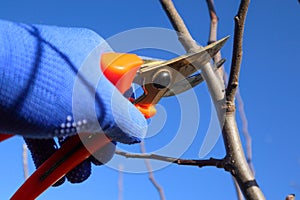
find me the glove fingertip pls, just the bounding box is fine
[66,160,91,183]
[24,137,67,186]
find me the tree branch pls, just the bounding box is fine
[226,0,250,103]
[236,89,255,174]
[115,150,224,168]
[160,0,198,51]
[222,115,264,199]
[22,144,29,180]
[205,1,244,199]
[206,0,218,44]
[140,142,166,200]
[221,1,264,199]
[159,0,265,199]
[159,0,226,113]
[206,0,225,83]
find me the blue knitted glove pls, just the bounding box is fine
[0,19,147,184]
[0,19,146,142]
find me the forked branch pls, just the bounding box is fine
[205,1,243,199]
[159,0,265,199]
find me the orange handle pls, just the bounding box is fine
[101,52,143,94]
[11,133,111,200]
[100,52,156,118]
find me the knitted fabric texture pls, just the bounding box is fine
[0,19,146,144]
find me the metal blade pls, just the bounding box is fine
[136,36,229,79]
[132,36,229,107]
[164,58,226,97]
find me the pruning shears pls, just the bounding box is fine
[6,36,229,199]
[101,36,229,118]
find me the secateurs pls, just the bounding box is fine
[101,36,228,118]
[7,36,229,199]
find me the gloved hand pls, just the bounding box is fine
[24,137,117,185]
[0,19,147,185]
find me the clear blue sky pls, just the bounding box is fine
[0,0,300,199]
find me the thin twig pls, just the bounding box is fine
[140,142,166,200]
[116,150,224,168]
[226,0,251,103]
[206,0,218,44]
[22,144,29,180]
[206,0,225,82]
[233,177,244,200]
[118,164,123,200]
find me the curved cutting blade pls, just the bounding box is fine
[136,36,229,78]
[164,58,226,97]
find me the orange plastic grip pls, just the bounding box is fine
[134,104,156,119]
[11,133,111,200]
[100,52,157,118]
[100,53,143,94]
